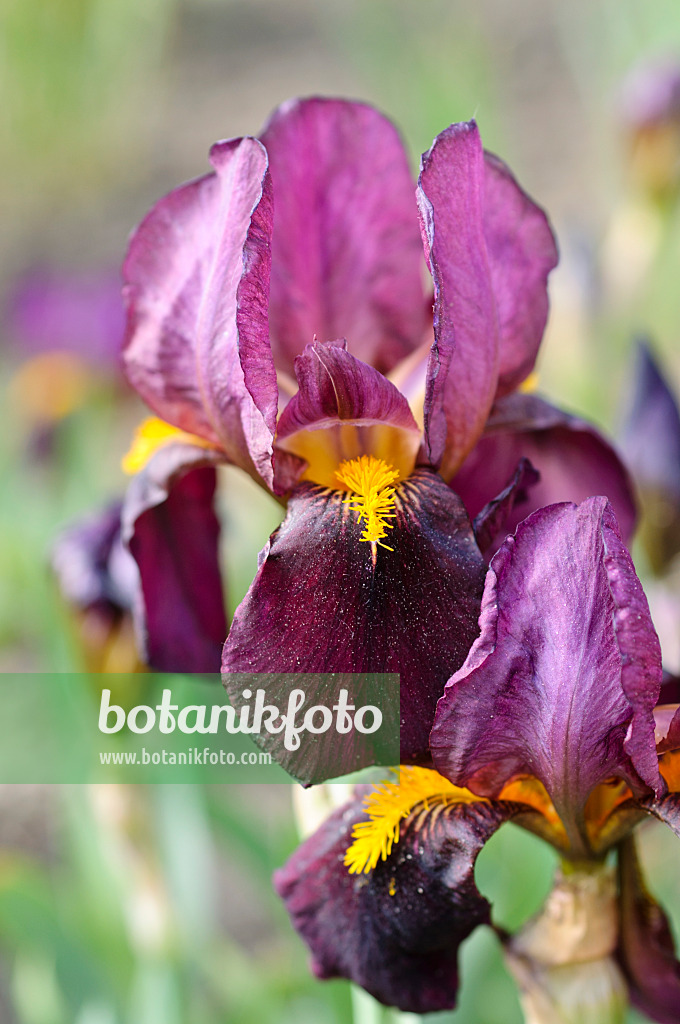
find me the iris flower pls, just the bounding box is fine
[121,98,634,762]
[275,498,680,1019]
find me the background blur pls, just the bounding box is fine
[2,0,680,1021]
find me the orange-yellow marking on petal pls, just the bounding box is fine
[122,417,216,474]
[498,775,562,827]
[277,421,420,489]
[498,774,570,850]
[659,748,680,792]
[335,455,399,552]
[344,766,484,875]
[583,777,634,845]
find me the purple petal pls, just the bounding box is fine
[621,341,680,571]
[637,793,680,839]
[276,340,421,490]
[431,499,662,856]
[123,137,279,489]
[276,340,420,465]
[7,268,125,370]
[472,456,540,558]
[274,787,527,1013]
[617,835,680,1024]
[482,152,558,395]
[418,121,499,476]
[452,393,637,543]
[121,443,227,673]
[223,671,399,786]
[261,98,427,376]
[222,468,486,764]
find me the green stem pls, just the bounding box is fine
[351,985,385,1024]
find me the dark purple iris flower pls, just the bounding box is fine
[120,98,635,761]
[275,498,680,1018]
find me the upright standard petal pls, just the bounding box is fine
[222,469,486,764]
[452,393,637,543]
[121,443,227,673]
[261,98,427,375]
[123,137,279,488]
[431,499,662,856]
[274,785,527,1013]
[417,121,499,477]
[482,153,558,395]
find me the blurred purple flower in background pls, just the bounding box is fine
[7,267,125,371]
[621,340,680,574]
[619,56,680,197]
[51,502,141,673]
[118,97,636,764]
[4,267,126,452]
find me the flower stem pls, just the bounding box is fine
[503,863,628,1023]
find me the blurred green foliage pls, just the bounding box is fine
[0,0,174,204]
